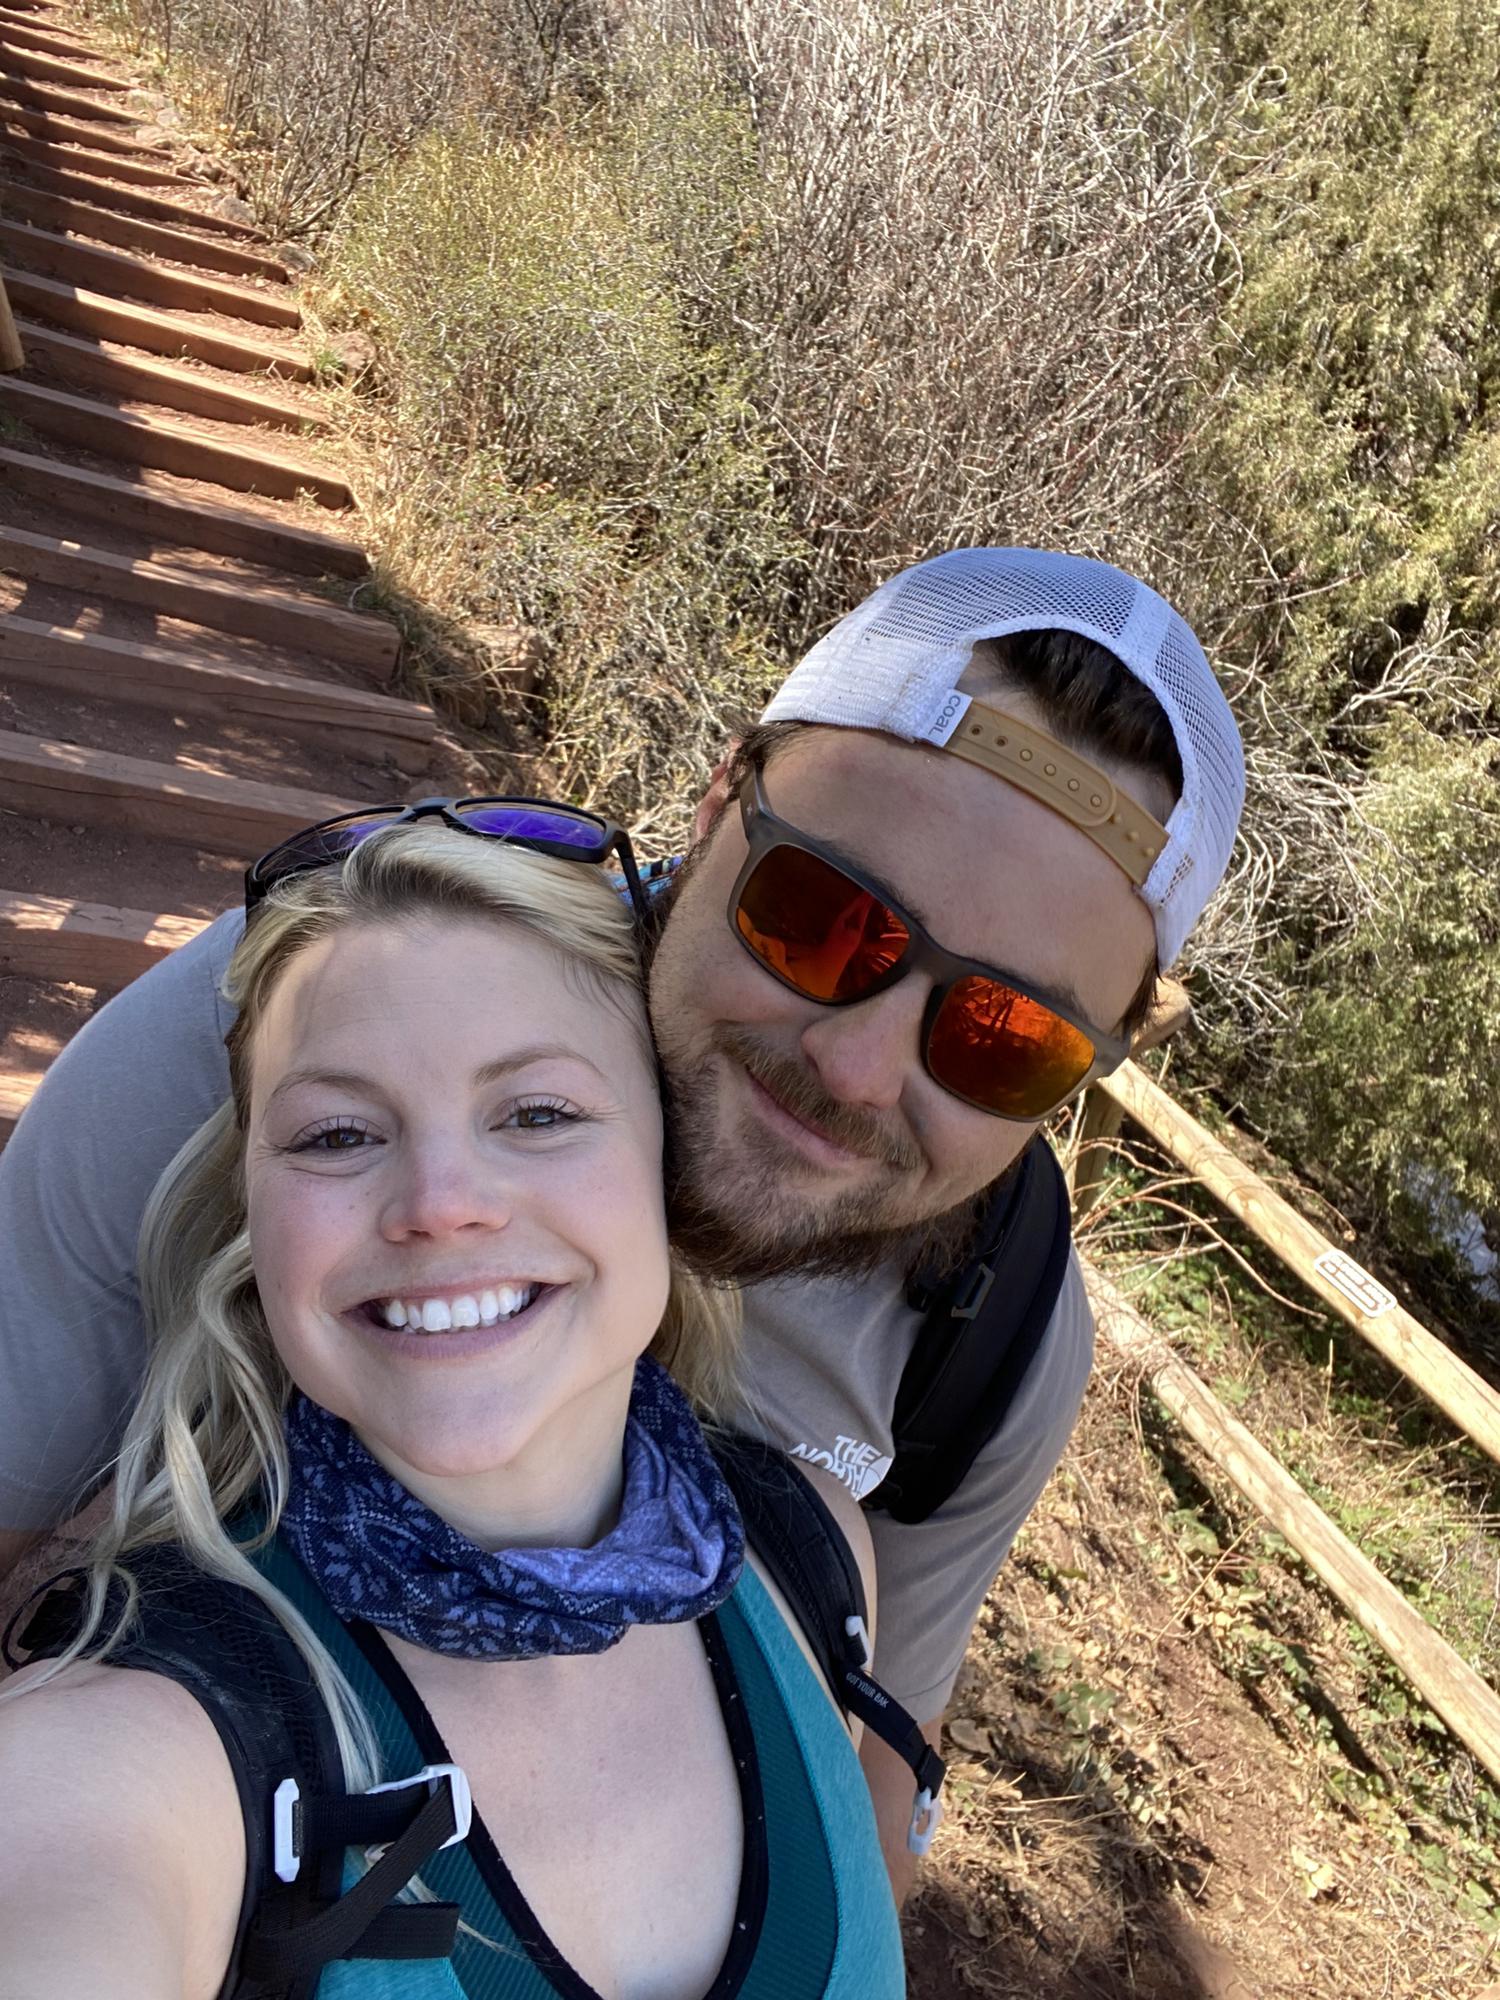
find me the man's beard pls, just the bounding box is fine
[661,1023,988,1288]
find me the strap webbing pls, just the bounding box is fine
[240,1784,460,1984]
[837,1666,945,1799]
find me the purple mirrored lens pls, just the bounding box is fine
[455,803,602,849]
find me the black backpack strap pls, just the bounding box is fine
[866,1136,1074,1523]
[5,1549,463,1999]
[714,1431,947,1854]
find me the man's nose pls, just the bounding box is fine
[797,974,930,1112]
[379,1136,512,1242]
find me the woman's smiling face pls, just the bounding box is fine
[243,915,671,1495]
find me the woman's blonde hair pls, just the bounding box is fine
[4,824,740,1787]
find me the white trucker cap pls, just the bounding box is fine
[761,547,1245,968]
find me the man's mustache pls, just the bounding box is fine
[714,1026,923,1174]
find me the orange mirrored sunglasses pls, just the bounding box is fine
[728,763,1129,1121]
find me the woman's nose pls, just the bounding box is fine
[379,1138,512,1241]
[797,975,929,1112]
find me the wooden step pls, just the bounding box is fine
[0,73,142,126]
[15,318,331,432]
[0,377,351,507]
[0,6,78,28]
[0,527,397,670]
[0,727,357,856]
[1,150,261,239]
[0,15,111,59]
[0,38,132,90]
[0,126,200,188]
[0,97,170,156]
[2,181,290,283]
[0,616,434,767]
[3,269,310,376]
[0,216,301,329]
[0,448,367,576]
[0,886,208,988]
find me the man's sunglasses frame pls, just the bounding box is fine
[245,795,648,923]
[728,763,1130,1122]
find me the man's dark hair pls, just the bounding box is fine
[726,627,1181,1040]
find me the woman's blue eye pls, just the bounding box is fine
[508,1100,579,1131]
[292,1120,374,1153]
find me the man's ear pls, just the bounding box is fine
[691,741,739,846]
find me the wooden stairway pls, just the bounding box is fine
[0,0,455,1144]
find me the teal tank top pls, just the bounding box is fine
[255,1537,905,2000]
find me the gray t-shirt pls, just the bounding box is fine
[0,909,1094,1716]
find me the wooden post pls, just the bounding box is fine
[0,262,24,373]
[1070,979,1192,1221]
[1069,1089,1126,1220]
[1099,1060,1500,1469]
[1088,1266,1500,1791]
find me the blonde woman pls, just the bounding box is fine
[0,809,904,2000]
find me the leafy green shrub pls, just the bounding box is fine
[1178,0,1500,1289]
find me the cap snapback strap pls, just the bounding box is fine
[944,698,1168,886]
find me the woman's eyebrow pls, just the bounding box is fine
[265,1066,377,1107]
[266,1045,608,1107]
[472,1045,609,1085]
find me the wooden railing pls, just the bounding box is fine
[1089,1270,1500,1788]
[1099,1060,1500,1466]
[1069,1032,1500,1789]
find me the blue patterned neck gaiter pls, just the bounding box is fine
[280,1358,744,1661]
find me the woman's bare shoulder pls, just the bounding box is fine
[0,1659,247,1999]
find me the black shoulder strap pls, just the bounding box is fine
[5,1549,462,2000]
[713,1430,870,1685]
[866,1135,1073,1524]
[713,1431,947,1854]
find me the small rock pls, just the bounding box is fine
[426,621,546,728]
[70,824,87,837]
[327,330,378,378]
[214,196,258,228]
[276,242,317,274]
[946,1718,994,1756]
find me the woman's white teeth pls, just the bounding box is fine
[379,1287,536,1331]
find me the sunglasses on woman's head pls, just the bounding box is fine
[245,796,648,923]
[727,763,1130,1122]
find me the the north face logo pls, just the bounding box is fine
[789,1434,894,1501]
